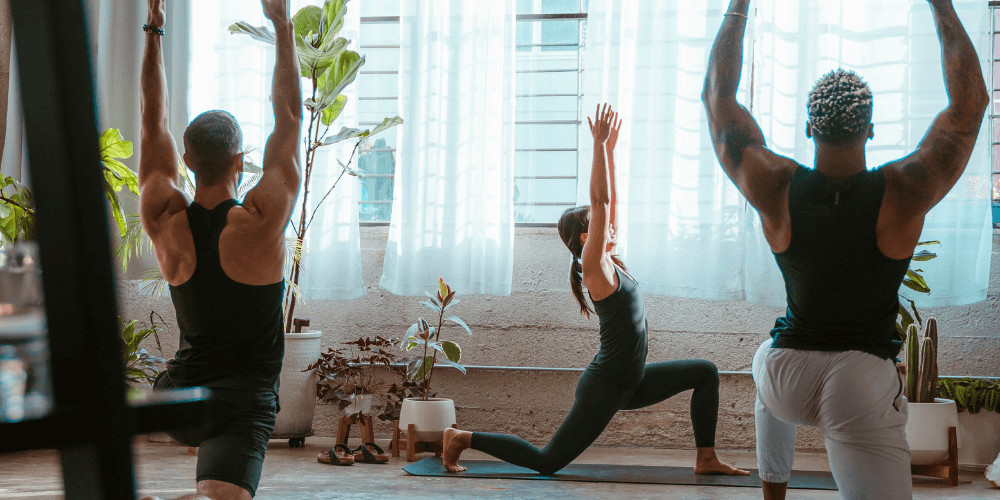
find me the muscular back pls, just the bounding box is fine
[149,201,287,286]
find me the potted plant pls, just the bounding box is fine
[229,0,403,440]
[937,376,1000,469]
[306,335,399,418]
[903,318,962,465]
[397,278,471,442]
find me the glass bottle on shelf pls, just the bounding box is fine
[0,242,51,421]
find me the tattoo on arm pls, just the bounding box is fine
[723,126,755,167]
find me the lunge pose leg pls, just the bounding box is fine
[140,0,302,498]
[703,1,988,498]
[442,104,748,477]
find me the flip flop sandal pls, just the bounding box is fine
[353,442,390,464]
[317,443,355,465]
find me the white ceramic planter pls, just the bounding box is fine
[398,397,456,442]
[957,410,1000,470]
[345,394,375,415]
[905,398,961,465]
[272,330,322,437]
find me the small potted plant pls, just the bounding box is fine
[937,376,1000,469]
[903,318,961,465]
[306,336,398,418]
[397,277,471,442]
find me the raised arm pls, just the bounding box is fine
[581,104,617,299]
[242,0,302,233]
[605,112,622,242]
[138,0,187,236]
[883,0,989,216]
[702,0,796,225]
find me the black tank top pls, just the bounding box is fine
[166,200,284,391]
[770,166,910,360]
[589,266,649,383]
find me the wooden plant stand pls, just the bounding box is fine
[911,426,958,486]
[391,420,457,462]
[335,414,375,446]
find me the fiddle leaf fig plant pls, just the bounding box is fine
[230,0,403,332]
[401,277,472,400]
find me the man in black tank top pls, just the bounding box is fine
[703,1,987,499]
[138,1,301,498]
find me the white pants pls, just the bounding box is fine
[752,339,911,500]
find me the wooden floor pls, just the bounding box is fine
[0,437,997,499]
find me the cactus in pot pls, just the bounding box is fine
[904,317,939,403]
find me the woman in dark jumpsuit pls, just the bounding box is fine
[442,104,748,477]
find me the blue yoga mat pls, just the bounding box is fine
[403,457,838,490]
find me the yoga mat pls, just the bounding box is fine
[403,457,838,490]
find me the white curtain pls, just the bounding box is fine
[186,0,365,300]
[581,0,750,301]
[749,0,991,307]
[380,0,516,296]
[585,0,992,307]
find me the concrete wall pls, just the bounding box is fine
[120,228,1000,452]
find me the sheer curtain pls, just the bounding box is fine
[188,0,365,300]
[380,0,516,296]
[581,0,750,301]
[748,0,992,306]
[585,0,992,307]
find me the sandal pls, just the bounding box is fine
[353,442,389,464]
[317,443,355,465]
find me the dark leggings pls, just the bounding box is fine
[471,359,719,475]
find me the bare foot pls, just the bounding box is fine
[694,456,750,476]
[442,427,471,472]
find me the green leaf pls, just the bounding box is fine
[99,128,134,159]
[103,157,139,196]
[409,338,445,353]
[903,270,930,294]
[368,116,404,138]
[293,5,322,44]
[445,316,472,335]
[912,250,937,262]
[412,355,435,382]
[320,94,348,126]
[319,50,364,104]
[902,279,930,294]
[438,358,466,375]
[321,0,348,45]
[320,127,366,146]
[104,168,124,192]
[441,341,461,363]
[104,183,128,235]
[228,21,276,45]
[916,240,941,246]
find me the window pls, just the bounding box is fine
[357,5,402,224]
[356,0,589,225]
[991,1,1000,225]
[514,0,588,224]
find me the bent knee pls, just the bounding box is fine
[693,359,719,384]
[534,455,573,476]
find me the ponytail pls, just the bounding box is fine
[569,257,594,318]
